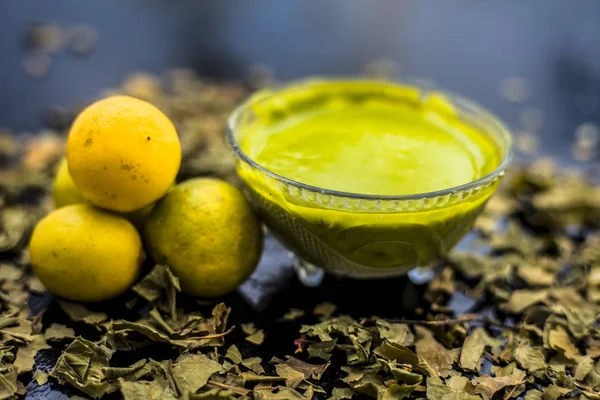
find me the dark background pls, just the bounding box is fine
[1,0,600,158]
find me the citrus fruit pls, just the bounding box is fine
[52,157,155,229]
[145,178,263,297]
[67,95,181,213]
[53,158,85,208]
[29,204,143,302]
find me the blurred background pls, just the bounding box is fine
[1,0,600,159]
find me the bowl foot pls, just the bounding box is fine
[408,265,437,285]
[291,253,325,287]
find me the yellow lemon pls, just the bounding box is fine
[145,178,263,297]
[52,157,155,229]
[29,204,143,302]
[67,95,181,213]
[53,158,85,208]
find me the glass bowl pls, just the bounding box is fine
[227,78,513,284]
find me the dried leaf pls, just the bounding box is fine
[415,328,459,378]
[504,290,549,313]
[119,379,178,400]
[50,337,115,398]
[514,340,546,376]
[275,364,304,388]
[313,302,337,318]
[173,353,222,395]
[547,325,579,360]
[282,309,305,321]
[377,320,414,346]
[33,369,48,385]
[0,368,17,399]
[246,329,265,345]
[241,323,257,336]
[460,328,502,371]
[132,264,180,319]
[14,335,50,374]
[272,356,329,380]
[374,341,434,376]
[44,323,75,341]
[225,345,243,364]
[307,339,337,361]
[328,387,353,399]
[58,300,108,325]
[472,371,525,400]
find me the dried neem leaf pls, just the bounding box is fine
[275,364,304,388]
[33,368,48,385]
[549,288,597,339]
[376,320,414,347]
[0,263,23,281]
[241,323,257,336]
[271,356,329,380]
[541,384,572,400]
[524,389,542,400]
[281,308,305,321]
[242,357,265,375]
[103,359,150,382]
[225,345,243,365]
[246,329,265,346]
[313,302,337,318]
[513,340,546,377]
[173,353,222,396]
[190,387,238,399]
[329,387,353,399]
[425,376,479,400]
[307,339,337,361]
[517,264,555,287]
[0,367,17,399]
[459,328,502,371]
[50,337,115,398]
[58,300,108,326]
[415,327,459,378]
[119,378,178,400]
[44,323,75,341]
[253,386,306,400]
[546,324,579,360]
[14,334,50,374]
[300,316,360,341]
[471,370,525,400]
[374,341,433,376]
[132,264,180,319]
[0,207,37,252]
[504,289,549,314]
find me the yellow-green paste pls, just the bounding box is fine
[235,81,505,277]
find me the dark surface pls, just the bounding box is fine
[0,1,599,398]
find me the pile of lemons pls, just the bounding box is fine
[30,96,263,302]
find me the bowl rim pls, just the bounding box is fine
[226,77,514,201]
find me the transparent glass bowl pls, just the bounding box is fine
[227,78,513,282]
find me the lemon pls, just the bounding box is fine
[29,204,143,302]
[67,95,181,213]
[145,178,263,297]
[53,158,85,208]
[52,156,155,229]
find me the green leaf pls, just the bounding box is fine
[173,353,222,396]
[50,337,115,398]
[459,328,502,371]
